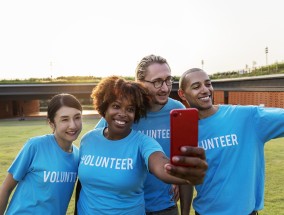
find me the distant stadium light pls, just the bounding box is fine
[265,47,268,66]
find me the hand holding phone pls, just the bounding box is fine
[170,108,198,166]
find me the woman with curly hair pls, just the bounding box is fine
[75,76,207,215]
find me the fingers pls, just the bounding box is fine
[165,162,207,185]
[171,156,208,169]
[170,184,180,202]
[171,146,207,167]
[165,147,208,185]
[180,146,206,160]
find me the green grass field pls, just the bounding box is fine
[0,117,283,214]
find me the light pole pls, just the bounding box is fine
[50,61,53,79]
[201,59,204,70]
[265,47,269,73]
[265,47,268,66]
[252,61,257,73]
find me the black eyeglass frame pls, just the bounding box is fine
[142,76,174,89]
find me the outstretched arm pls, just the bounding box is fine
[0,173,18,214]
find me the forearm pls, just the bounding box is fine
[74,179,81,215]
[0,173,18,214]
[179,184,194,215]
[0,187,11,214]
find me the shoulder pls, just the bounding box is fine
[82,128,102,139]
[131,130,163,152]
[24,134,53,148]
[95,117,107,128]
[80,128,104,147]
[159,98,185,113]
[131,130,159,144]
[219,105,270,118]
[219,104,255,111]
[168,98,185,108]
[16,134,53,155]
[72,144,79,152]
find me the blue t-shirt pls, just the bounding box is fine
[95,98,185,212]
[6,134,79,215]
[77,128,164,215]
[193,105,284,215]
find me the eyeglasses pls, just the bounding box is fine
[142,76,174,89]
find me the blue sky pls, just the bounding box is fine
[0,0,283,79]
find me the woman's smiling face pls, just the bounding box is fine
[104,98,136,140]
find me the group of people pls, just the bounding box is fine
[0,54,283,215]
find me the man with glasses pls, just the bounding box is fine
[95,54,194,215]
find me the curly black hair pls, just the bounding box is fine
[91,76,151,123]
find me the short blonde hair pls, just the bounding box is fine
[135,54,170,81]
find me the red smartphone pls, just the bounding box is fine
[170,108,198,166]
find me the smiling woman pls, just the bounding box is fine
[74,76,208,215]
[0,93,83,215]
